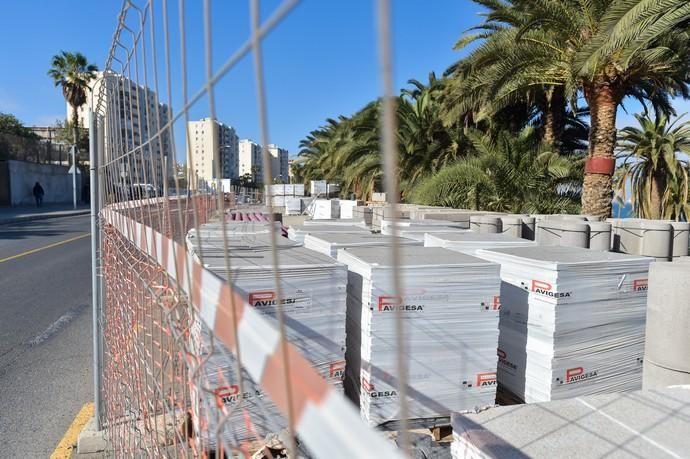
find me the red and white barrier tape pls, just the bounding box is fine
[101,206,403,459]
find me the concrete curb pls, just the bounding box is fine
[0,209,90,226]
[76,417,107,456]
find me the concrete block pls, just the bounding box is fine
[499,216,522,238]
[520,216,535,241]
[470,215,502,234]
[452,386,690,458]
[77,417,107,454]
[640,221,673,259]
[587,221,611,251]
[671,222,690,257]
[535,221,560,246]
[643,360,690,390]
[645,262,690,374]
[558,220,589,248]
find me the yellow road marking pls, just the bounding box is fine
[50,402,94,459]
[0,233,89,263]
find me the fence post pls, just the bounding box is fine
[89,109,102,431]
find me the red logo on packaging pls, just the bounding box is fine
[214,385,239,407]
[329,361,345,379]
[249,291,275,304]
[564,366,598,383]
[492,296,501,310]
[633,279,648,291]
[475,372,497,387]
[378,296,401,311]
[531,280,552,292]
[497,349,507,360]
[565,367,583,382]
[361,377,375,392]
[531,280,572,298]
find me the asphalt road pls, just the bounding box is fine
[0,215,93,457]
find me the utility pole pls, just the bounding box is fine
[71,145,77,209]
[88,109,102,430]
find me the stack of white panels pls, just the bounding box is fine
[337,246,502,427]
[380,218,465,231]
[476,246,652,403]
[190,232,348,446]
[381,220,469,242]
[186,221,285,255]
[311,199,340,219]
[425,232,536,256]
[284,197,302,214]
[187,227,299,259]
[310,180,327,196]
[303,232,421,258]
[303,218,367,227]
[287,224,370,244]
[338,200,363,219]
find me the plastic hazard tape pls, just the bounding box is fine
[102,207,403,459]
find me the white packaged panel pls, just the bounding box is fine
[337,246,501,426]
[476,246,651,403]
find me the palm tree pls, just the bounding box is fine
[48,51,98,156]
[448,0,690,218]
[615,112,690,220]
[412,127,583,213]
[398,74,466,194]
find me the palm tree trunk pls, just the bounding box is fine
[649,173,666,220]
[542,86,565,147]
[581,81,620,218]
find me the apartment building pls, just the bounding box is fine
[187,118,239,188]
[68,71,172,190]
[267,144,289,182]
[238,139,263,182]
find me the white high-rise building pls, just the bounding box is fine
[68,71,172,190]
[187,118,239,188]
[267,144,289,183]
[238,139,263,183]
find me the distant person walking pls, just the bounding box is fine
[33,182,44,207]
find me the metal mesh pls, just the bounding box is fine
[93,1,407,458]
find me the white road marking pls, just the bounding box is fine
[27,305,87,346]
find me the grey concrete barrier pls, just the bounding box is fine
[558,220,590,248]
[536,220,588,247]
[521,216,536,241]
[640,220,673,260]
[470,215,502,234]
[607,218,622,252]
[588,221,612,251]
[643,360,690,390]
[499,216,523,238]
[671,222,690,258]
[535,220,561,246]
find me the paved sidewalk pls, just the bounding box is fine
[0,205,90,225]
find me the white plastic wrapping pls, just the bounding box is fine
[303,233,421,258]
[476,246,652,403]
[287,224,371,244]
[338,200,362,219]
[337,246,501,426]
[424,232,536,256]
[309,199,340,219]
[188,228,348,446]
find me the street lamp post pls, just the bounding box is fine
[72,145,77,209]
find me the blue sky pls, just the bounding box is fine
[1,0,689,163]
[0,0,475,162]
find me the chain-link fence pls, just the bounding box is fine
[92,0,408,457]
